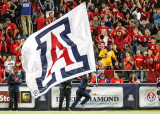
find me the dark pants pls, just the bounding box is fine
[59,89,71,111]
[9,91,19,110]
[70,89,91,110]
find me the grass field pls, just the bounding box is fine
[1,111,160,114]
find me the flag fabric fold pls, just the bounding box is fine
[22,3,96,98]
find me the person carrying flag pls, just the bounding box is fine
[69,74,95,110]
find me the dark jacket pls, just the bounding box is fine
[60,80,72,89]
[79,77,88,90]
[138,24,152,35]
[7,74,21,92]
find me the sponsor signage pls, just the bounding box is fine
[128,94,134,101]
[139,87,160,107]
[0,86,35,108]
[51,87,123,108]
[39,95,46,102]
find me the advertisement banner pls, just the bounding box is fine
[0,86,35,108]
[139,87,160,107]
[51,86,123,108]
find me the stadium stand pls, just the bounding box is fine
[0,0,160,84]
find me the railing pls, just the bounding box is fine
[71,70,149,84]
[113,70,147,82]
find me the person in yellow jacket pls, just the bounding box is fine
[99,46,118,70]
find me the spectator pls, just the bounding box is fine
[34,13,46,31]
[93,8,100,18]
[151,23,160,35]
[10,37,21,60]
[0,54,6,70]
[138,19,151,35]
[154,0,160,8]
[122,3,130,16]
[0,33,8,54]
[99,42,105,51]
[104,14,113,29]
[143,50,148,72]
[148,37,157,55]
[97,20,109,36]
[145,50,155,71]
[123,52,134,79]
[121,43,134,59]
[126,19,137,37]
[87,8,94,21]
[7,67,21,111]
[113,61,122,70]
[155,44,160,55]
[123,13,131,26]
[137,3,150,22]
[124,0,134,10]
[112,44,121,64]
[44,0,55,18]
[4,55,15,78]
[0,69,4,83]
[0,23,5,35]
[90,21,96,37]
[58,12,63,18]
[1,0,10,22]
[155,30,160,42]
[1,0,17,23]
[110,73,123,83]
[115,8,124,23]
[93,41,99,62]
[96,59,105,70]
[2,32,12,54]
[97,35,104,49]
[134,50,144,79]
[100,2,107,18]
[53,0,60,14]
[113,61,123,75]
[123,34,132,46]
[132,8,141,21]
[16,55,25,82]
[100,29,109,46]
[153,8,160,25]
[46,12,56,25]
[92,15,100,30]
[20,0,32,37]
[141,29,152,47]
[128,73,140,83]
[134,50,144,70]
[108,27,114,45]
[98,73,109,83]
[112,25,128,51]
[63,0,77,13]
[90,72,97,83]
[99,46,118,70]
[132,28,141,54]
[6,18,17,38]
[155,47,160,70]
[31,0,40,23]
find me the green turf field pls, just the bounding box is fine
[1,111,160,114]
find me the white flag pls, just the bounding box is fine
[22,3,96,98]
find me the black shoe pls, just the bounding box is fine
[80,103,84,109]
[68,108,72,111]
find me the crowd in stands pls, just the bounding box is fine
[0,0,160,84]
